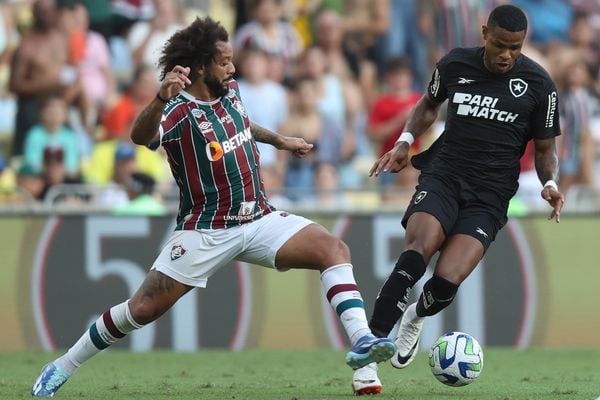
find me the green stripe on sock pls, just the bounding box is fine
[335,298,364,316]
[89,323,109,350]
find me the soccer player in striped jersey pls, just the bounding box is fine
[31,17,395,398]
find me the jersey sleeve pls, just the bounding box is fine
[150,101,189,150]
[529,78,561,139]
[427,56,450,104]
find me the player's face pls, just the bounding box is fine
[204,41,235,97]
[482,25,525,74]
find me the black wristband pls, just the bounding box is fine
[156,92,169,103]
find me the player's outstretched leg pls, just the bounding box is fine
[320,263,396,370]
[31,362,71,397]
[346,334,397,370]
[31,300,144,397]
[352,362,381,395]
[391,302,424,369]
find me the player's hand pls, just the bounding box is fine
[541,185,565,223]
[281,136,314,158]
[158,65,191,101]
[369,142,410,177]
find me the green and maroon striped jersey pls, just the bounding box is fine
[158,80,274,230]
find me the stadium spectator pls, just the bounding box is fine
[22,96,79,176]
[0,153,17,200]
[568,11,600,67]
[83,138,165,187]
[95,141,137,208]
[233,0,304,79]
[59,1,113,130]
[127,0,183,75]
[367,57,421,195]
[557,56,597,196]
[372,0,429,90]
[16,164,44,201]
[102,64,158,140]
[280,76,343,198]
[419,0,494,67]
[85,66,166,187]
[31,16,396,398]
[112,171,166,215]
[511,0,573,47]
[298,46,362,188]
[9,0,81,157]
[313,9,358,82]
[237,49,288,194]
[353,5,565,395]
[37,145,83,202]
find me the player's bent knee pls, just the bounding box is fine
[128,297,162,325]
[416,275,459,317]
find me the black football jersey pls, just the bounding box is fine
[414,47,561,201]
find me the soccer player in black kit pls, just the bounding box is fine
[351,4,566,395]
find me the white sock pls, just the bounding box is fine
[321,264,371,346]
[55,300,143,375]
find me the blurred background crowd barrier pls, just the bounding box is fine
[0,213,597,351]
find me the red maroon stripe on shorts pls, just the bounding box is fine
[326,284,359,302]
[103,310,126,338]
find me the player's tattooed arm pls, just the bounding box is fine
[130,100,165,146]
[534,137,565,222]
[249,121,285,148]
[403,94,442,139]
[534,137,559,183]
[250,121,314,157]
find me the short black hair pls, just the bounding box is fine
[487,5,528,32]
[158,17,229,83]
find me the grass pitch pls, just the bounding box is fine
[2,348,599,399]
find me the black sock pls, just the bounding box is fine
[416,275,458,317]
[369,250,426,337]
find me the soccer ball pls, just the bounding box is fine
[428,331,483,387]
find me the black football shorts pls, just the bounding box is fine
[401,174,506,251]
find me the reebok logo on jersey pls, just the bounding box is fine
[476,227,489,239]
[453,92,519,122]
[458,77,474,84]
[205,127,252,161]
[509,78,528,98]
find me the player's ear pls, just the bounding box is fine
[482,24,488,40]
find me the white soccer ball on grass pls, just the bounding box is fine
[428,331,483,387]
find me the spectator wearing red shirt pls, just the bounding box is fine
[367,57,421,188]
[102,65,157,140]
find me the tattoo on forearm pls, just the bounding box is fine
[535,150,559,183]
[250,122,280,146]
[131,102,164,143]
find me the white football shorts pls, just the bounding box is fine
[151,211,313,287]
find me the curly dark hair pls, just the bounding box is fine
[158,17,229,83]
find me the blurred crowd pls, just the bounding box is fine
[0,0,599,214]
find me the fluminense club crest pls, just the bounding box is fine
[171,244,186,261]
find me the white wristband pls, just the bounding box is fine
[396,132,414,147]
[543,180,558,191]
